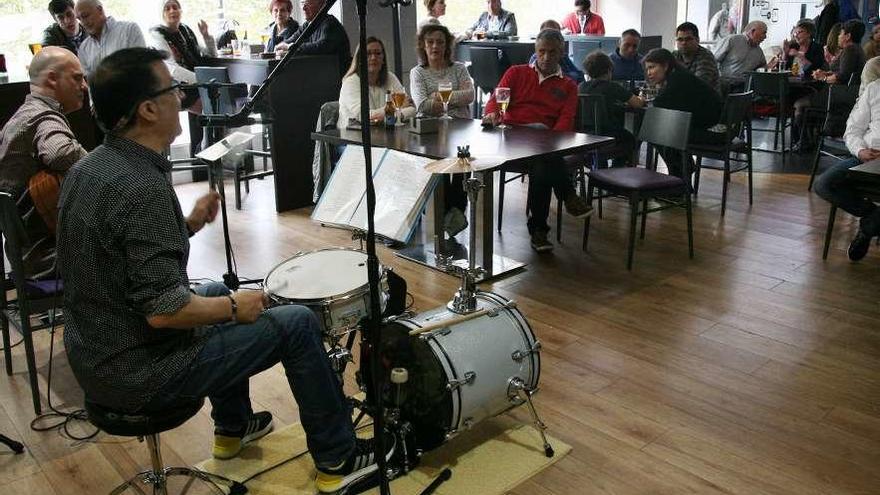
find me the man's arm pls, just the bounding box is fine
[482,66,515,121]
[127,22,146,48]
[33,114,88,173]
[504,13,517,36]
[845,82,875,157]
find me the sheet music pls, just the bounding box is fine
[312,146,385,226]
[195,131,254,162]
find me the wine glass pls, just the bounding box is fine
[437,81,454,120]
[494,87,511,130]
[391,90,407,126]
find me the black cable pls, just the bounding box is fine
[28,277,99,442]
[404,292,414,311]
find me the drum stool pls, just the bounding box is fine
[85,398,246,495]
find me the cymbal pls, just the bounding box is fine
[423,156,499,174]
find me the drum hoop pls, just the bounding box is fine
[425,333,462,435]
[479,291,541,389]
[263,247,385,305]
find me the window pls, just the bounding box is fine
[417,0,573,37]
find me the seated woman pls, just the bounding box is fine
[643,48,724,179]
[149,0,216,156]
[409,24,475,237]
[782,20,826,79]
[337,37,415,128]
[863,23,880,60]
[265,0,299,53]
[466,0,517,38]
[579,51,645,166]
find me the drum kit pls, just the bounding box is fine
[262,146,553,492]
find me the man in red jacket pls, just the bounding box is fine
[561,0,605,36]
[483,29,592,252]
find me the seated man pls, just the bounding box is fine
[483,29,592,252]
[610,29,645,82]
[673,22,720,94]
[467,0,517,38]
[528,20,584,83]
[580,51,645,166]
[0,47,87,279]
[814,77,880,261]
[75,0,145,81]
[714,20,768,81]
[274,0,352,76]
[43,0,86,54]
[561,0,604,36]
[57,47,392,494]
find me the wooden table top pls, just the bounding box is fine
[312,119,614,170]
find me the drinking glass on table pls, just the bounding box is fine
[437,81,454,120]
[391,90,407,126]
[494,87,511,130]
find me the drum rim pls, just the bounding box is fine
[263,247,386,305]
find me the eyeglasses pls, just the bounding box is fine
[106,82,188,133]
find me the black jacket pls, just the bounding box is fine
[282,14,351,76]
[41,23,85,55]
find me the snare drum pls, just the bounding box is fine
[379,291,540,451]
[264,248,387,338]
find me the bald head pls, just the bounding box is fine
[28,47,86,113]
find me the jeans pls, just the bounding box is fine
[814,157,880,235]
[145,282,354,467]
[527,156,575,234]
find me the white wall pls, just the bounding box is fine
[642,0,682,49]
[599,0,644,37]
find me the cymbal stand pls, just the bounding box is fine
[509,377,554,458]
[447,171,485,315]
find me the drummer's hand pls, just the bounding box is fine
[482,112,501,126]
[186,191,221,234]
[232,290,269,323]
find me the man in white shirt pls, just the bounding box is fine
[814,79,880,261]
[75,0,145,81]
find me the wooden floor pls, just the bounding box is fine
[2,147,879,495]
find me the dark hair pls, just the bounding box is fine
[536,28,565,47]
[345,36,388,86]
[841,19,866,43]
[676,22,699,39]
[423,0,438,10]
[583,50,613,79]
[417,23,454,67]
[540,19,562,31]
[91,47,168,132]
[48,0,74,16]
[621,28,641,39]
[643,47,679,73]
[575,0,591,9]
[795,19,815,37]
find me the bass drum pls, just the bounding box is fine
[379,291,540,451]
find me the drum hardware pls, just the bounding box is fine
[508,377,554,458]
[512,341,543,362]
[352,229,367,251]
[446,371,476,391]
[327,346,354,375]
[408,300,516,337]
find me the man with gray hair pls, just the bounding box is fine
[0,46,88,277]
[482,28,592,252]
[714,20,768,80]
[75,0,144,80]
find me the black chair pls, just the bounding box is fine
[821,167,880,259]
[583,107,694,270]
[807,84,859,191]
[194,66,275,210]
[748,72,792,158]
[689,91,755,216]
[85,398,243,495]
[469,47,508,117]
[0,192,63,415]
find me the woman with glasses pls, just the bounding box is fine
[337,37,414,129]
[265,0,299,53]
[148,0,216,155]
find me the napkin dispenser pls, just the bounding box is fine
[409,116,440,134]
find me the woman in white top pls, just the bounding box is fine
[337,37,415,129]
[410,24,474,119]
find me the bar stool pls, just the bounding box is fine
[85,398,245,495]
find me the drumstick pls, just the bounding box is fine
[408,308,491,336]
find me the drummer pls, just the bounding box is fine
[56,47,393,495]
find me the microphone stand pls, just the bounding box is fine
[204,1,390,493]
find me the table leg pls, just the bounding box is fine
[475,171,494,274]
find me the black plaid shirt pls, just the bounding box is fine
[58,134,206,411]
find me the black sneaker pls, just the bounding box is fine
[315,435,396,493]
[213,411,274,459]
[530,230,554,253]
[564,194,594,219]
[848,229,872,261]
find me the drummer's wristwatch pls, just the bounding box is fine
[227,294,238,323]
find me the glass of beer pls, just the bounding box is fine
[391,90,407,126]
[260,34,270,49]
[494,87,511,129]
[438,81,454,120]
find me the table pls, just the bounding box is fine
[204,54,341,211]
[312,119,613,280]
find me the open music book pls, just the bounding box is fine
[312,146,438,243]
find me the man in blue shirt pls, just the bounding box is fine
[610,29,644,81]
[529,19,584,83]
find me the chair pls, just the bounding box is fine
[85,398,243,495]
[194,66,275,209]
[0,192,63,415]
[748,72,792,158]
[313,101,340,202]
[583,107,694,270]
[469,47,508,117]
[821,169,880,259]
[807,84,859,191]
[689,91,755,216]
